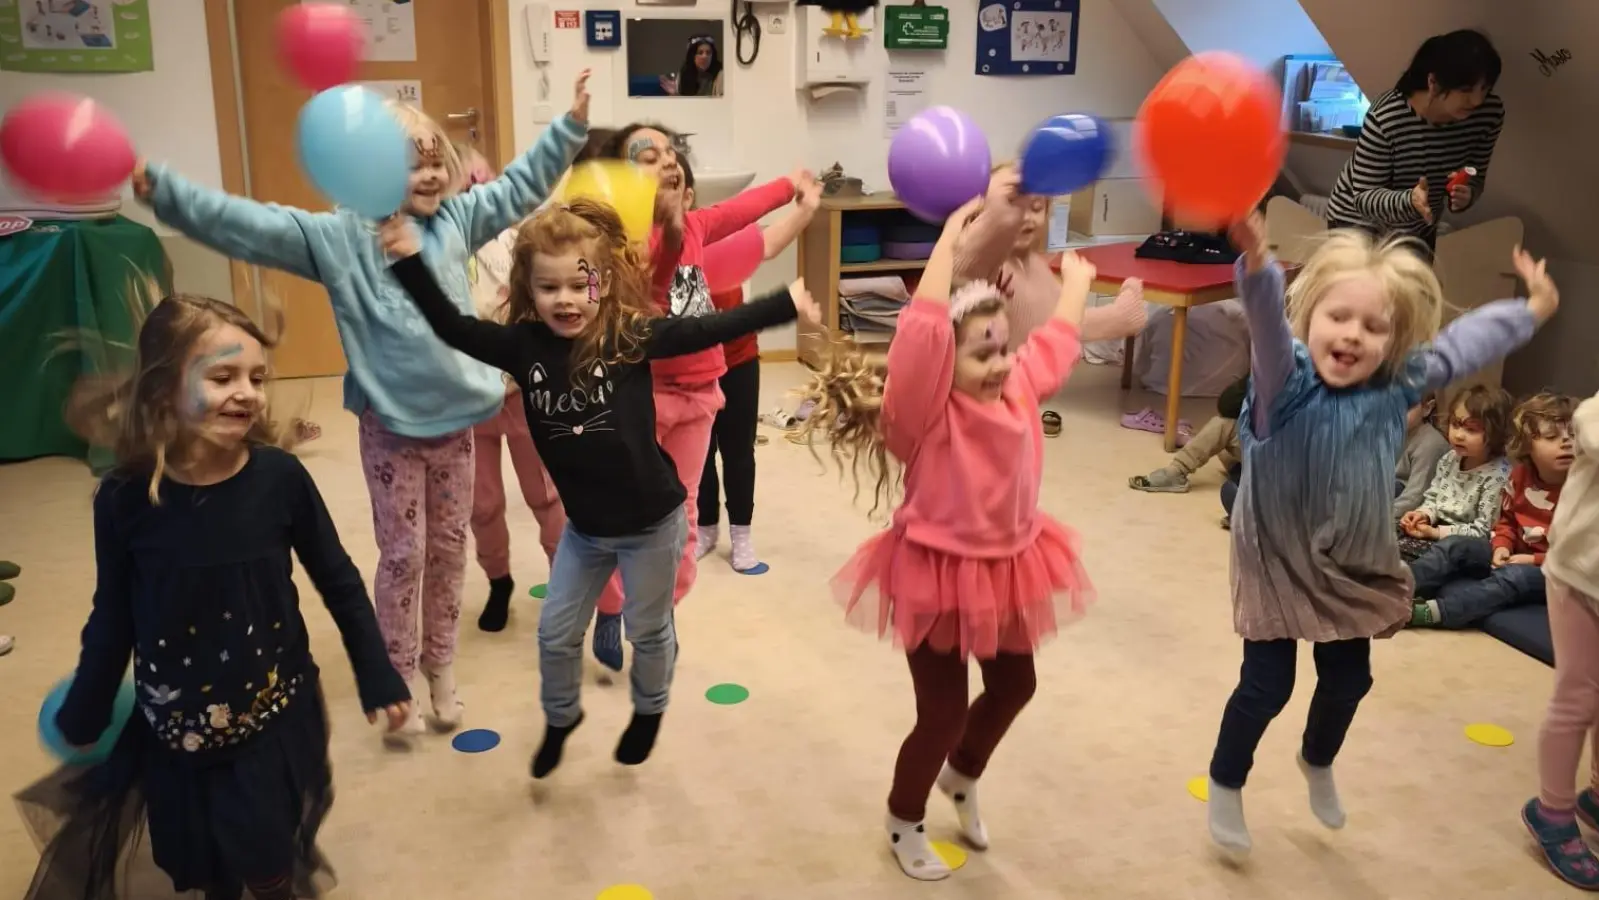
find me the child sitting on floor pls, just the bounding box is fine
[1394,390,1450,521]
[1130,373,1247,495]
[1397,383,1513,560]
[1409,391,1575,627]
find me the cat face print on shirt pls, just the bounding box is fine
[669,265,714,318]
[527,361,616,438]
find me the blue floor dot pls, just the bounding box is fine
[736,562,770,576]
[451,728,501,753]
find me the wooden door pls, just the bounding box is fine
[225,1,509,379]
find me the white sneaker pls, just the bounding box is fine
[0,635,13,656]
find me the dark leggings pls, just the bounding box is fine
[698,359,760,527]
[1209,638,1373,789]
[886,645,1037,821]
[205,875,294,900]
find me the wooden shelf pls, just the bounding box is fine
[796,193,926,366]
[1289,131,1357,150]
[840,258,928,274]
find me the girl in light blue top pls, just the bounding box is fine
[129,72,592,738]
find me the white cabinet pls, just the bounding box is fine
[794,6,874,88]
[1067,178,1164,237]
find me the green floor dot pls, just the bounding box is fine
[528,584,547,599]
[705,683,749,705]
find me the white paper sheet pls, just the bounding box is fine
[305,0,417,62]
[884,69,928,139]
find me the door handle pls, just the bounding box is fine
[446,107,480,123]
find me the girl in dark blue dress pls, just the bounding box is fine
[17,288,411,900]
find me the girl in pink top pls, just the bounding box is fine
[796,197,1096,881]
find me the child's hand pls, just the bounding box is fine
[788,277,820,325]
[940,195,986,241]
[367,701,411,732]
[985,165,1023,209]
[1491,546,1511,567]
[799,181,822,213]
[1507,553,1537,566]
[1513,245,1560,324]
[379,215,421,259]
[788,167,818,196]
[130,157,151,202]
[570,69,592,124]
[1227,212,1268,271]
[1399,509,1432,536]
[1057,250,1098,302]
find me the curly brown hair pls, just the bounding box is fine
[1508,391,1576,462]
[504,198,654,386]
[1446,383,1514,458]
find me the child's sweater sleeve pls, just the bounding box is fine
[952,201,1023,285]
[882,300,955,462]
[1012,320,1082,403]
[444,114,588,251]
[56,482,137,747]
[287,457,410,713]
[1420,300,1537,391]
[1235,257,1294,438]
[691,178,796,246]
[146,164,331,281]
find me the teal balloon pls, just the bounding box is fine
[38,675,136,765]
[295,86,410,220]
[1019,114,1113,197]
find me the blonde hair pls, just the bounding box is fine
[793,296,1007,516]
[1285,228,1444,381]
[387,102,464,196]
[504,198,652,385]
[62,277,283,504]
[1508,390,1575,462]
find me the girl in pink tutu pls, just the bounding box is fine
[794,197,1097,881]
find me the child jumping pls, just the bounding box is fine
[380,200,816,778]
[132,73,594,734]
[795,198,1095,881]
[1409,391,1574,628]
[1523,391,1599,889]
[1205,215,1557,856]
[19,286,407,900]
[1397,383,1513,559]
[694,158,823,572]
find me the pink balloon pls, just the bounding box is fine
[703,224,764,294]
[277,4,365,91]
[0,93,135,203]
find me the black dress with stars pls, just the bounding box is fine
[17,446,408,900]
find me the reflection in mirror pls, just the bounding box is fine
[625,19,726,98]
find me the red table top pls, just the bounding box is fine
[1050,242,1237,293]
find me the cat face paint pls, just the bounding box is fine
[951,311,1015,402]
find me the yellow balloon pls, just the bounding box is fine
[558,160,657,244]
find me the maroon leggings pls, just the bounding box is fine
[887,645,1038,821]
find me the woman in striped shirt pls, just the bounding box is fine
[1326,29,1504,255]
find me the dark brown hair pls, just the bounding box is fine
[1447,383,1513,457]
[1508,391,1575,462]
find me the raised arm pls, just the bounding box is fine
[1345,114,1427,227]
[1420,246,1556,391]
[645,283,804,358]
[445,72,591,249]
[761,181,822,259]
[383,217,524,373]
[56,483,137,747]
[1010,250,1093,402]
[952,167,1027,284]
[1227,214,1294,435]
[287,457,409,713]
[691,175,799,245]
[140,161,329,281]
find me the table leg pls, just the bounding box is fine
[1120,335,1136,390]
[1164,307,1188,453]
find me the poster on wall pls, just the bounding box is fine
[0,0,155,73]
[975,0,1079,77]
[884,69,928,138]
[306,0,416,62]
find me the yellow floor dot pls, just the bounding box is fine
[1187,775,1209,802]
[1465,722,1515,747]
[596,885,653,900]
[930,840,968,870]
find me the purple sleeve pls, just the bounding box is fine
[1421,300,1536,391]
[1235,257,1293,435]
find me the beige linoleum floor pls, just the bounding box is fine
[0,363,1578,899]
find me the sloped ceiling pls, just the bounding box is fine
[1298,0,1595,264]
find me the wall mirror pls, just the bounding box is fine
[625,19,725,97]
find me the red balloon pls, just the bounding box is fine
[0,93,136,203]
[703,224,764,294]
[277,4,365,91]
[1136,52,1285,229]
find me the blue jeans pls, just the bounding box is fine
[538,510,687,727]
[1407,535,1547,628]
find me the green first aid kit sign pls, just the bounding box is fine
[884,5,949,50]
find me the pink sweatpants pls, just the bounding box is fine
[595,379,723,615]
[1539,574,1599,810]
[358,411,473,684]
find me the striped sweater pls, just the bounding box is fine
[1325,89,1504,242]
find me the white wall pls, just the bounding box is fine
[1151,0,1329,68]
[506,0,1173,350]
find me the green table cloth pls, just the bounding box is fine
[0,216,168,468]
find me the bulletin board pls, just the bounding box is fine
[976,0,1079,77]
[0,0,154,73]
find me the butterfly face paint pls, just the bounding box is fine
[531,247,606,337]
[576,258,601,305]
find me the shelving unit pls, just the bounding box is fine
[795,193,928,367]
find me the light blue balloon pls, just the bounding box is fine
[295,86,410,220]
[38,674,136,766]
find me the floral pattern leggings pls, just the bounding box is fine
[358,412,474,684]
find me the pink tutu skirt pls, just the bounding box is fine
[831,515,1094,660]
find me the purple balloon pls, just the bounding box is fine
[888,106,992,223]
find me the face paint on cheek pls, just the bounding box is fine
[626,137,654,163]
[576,259,600,304]
[184,343,244,420]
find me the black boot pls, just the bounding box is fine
[478,576,514,632]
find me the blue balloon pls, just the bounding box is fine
[295,86,410,220]
[38,674,136,766]
[1018,114,1113,197]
